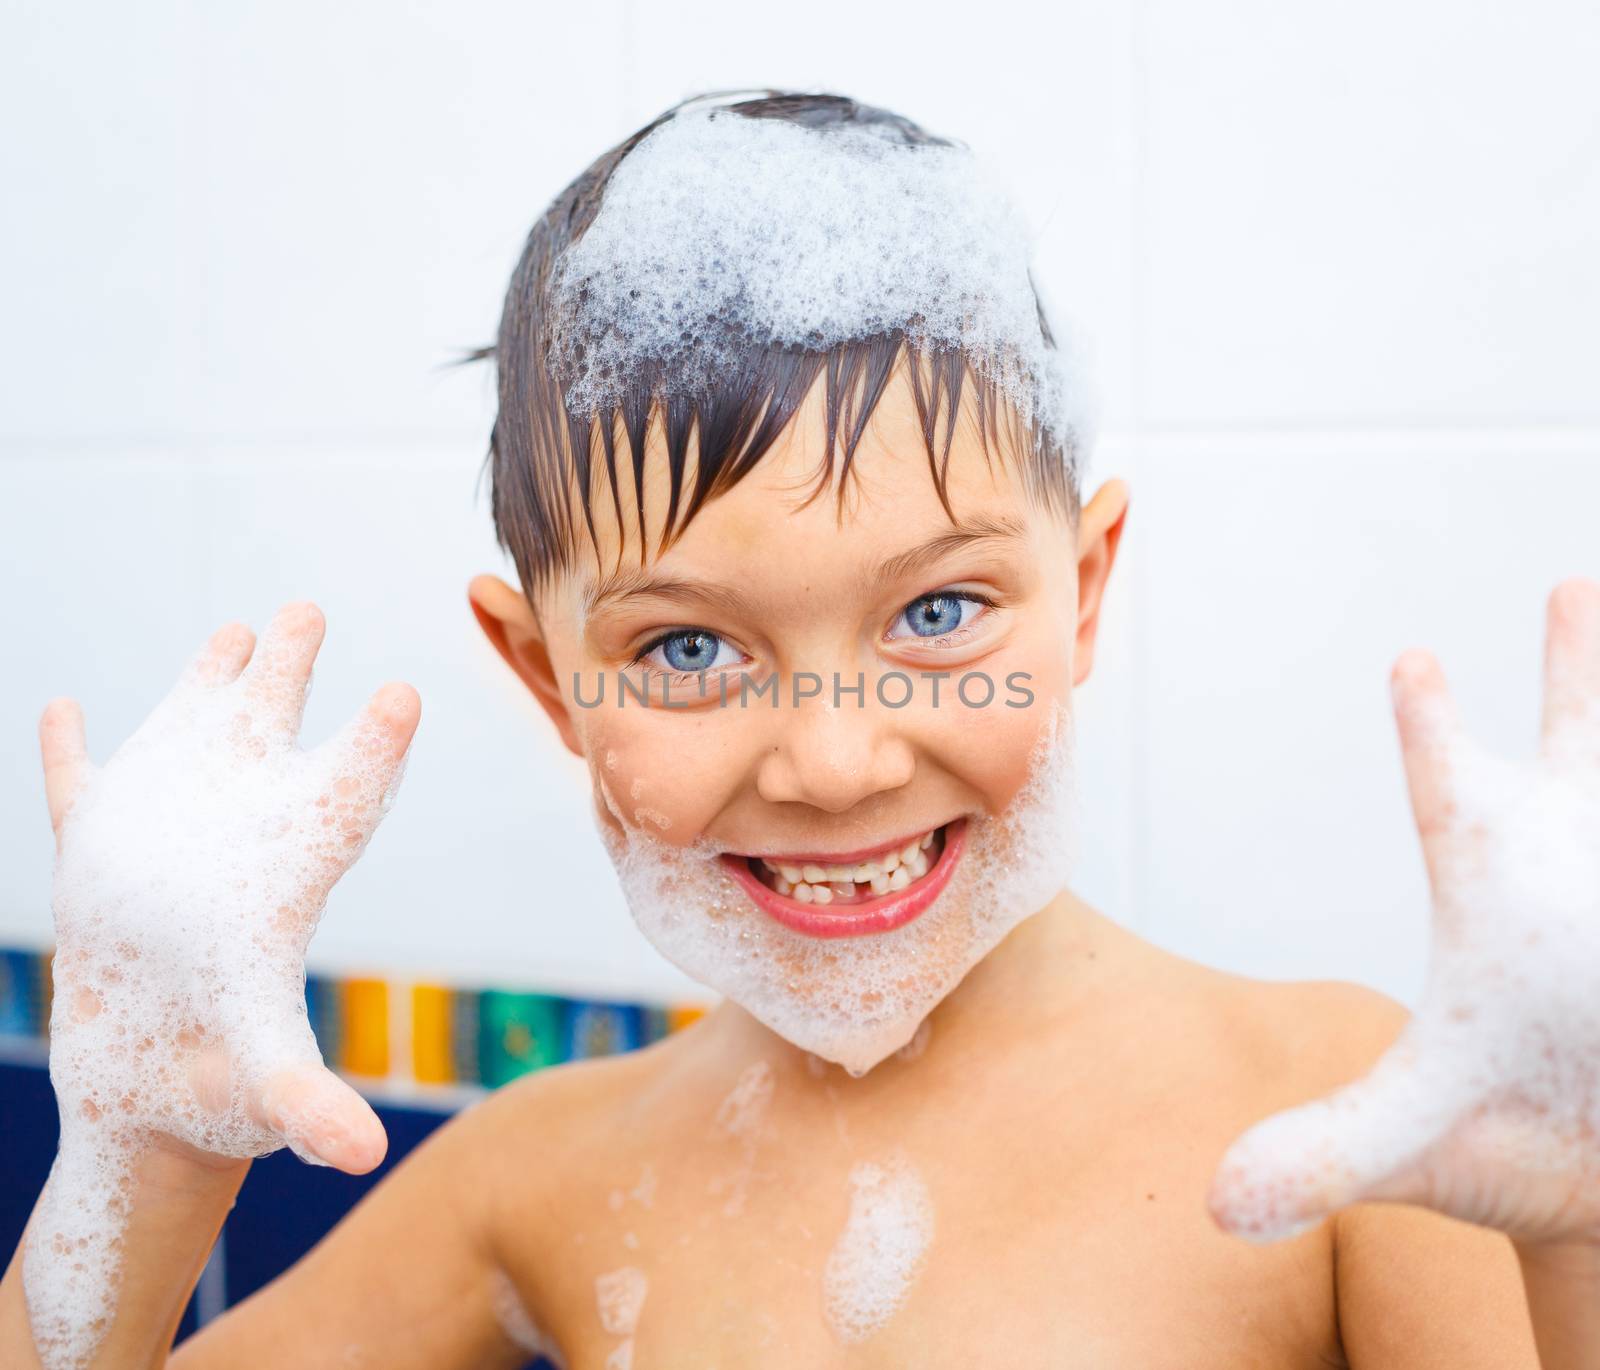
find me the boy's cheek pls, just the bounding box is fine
[580,714,733,844]
[933,665,1075,809]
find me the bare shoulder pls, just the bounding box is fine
[1187,964,1413,1094]
[433,1024,716,1354]
[1179,969,1538,1364]
[451,1025,696,1197]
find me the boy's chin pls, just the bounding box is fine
[591,705,1078,1078]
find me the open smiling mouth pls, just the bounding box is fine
[716,818,968,939]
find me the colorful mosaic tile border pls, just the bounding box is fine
[0,947,708,1091]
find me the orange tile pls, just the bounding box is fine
[411,985,454,1085]
[341,978,389,1077]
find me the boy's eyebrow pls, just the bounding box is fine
[582,569,759,621]
[581,513,1030,619]
[870,512,1030,585]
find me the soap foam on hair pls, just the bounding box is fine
[597,702,1076,1077]
[823,1155,934,1343]
[547,105,1094,459]
[23,627,404,1370]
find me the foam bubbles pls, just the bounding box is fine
[708,1061,775,1217]
[489,1267,564,1366]
[1210,609,1600,1244]
[22,616,408,1368]
[894,1017,933,1063]
[822,1155,934,1343]
[595,1265,648,1370]
[547,105,1093,458]
[598,702,1077,1076]
[714,1061,775,1140]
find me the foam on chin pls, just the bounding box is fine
[596,702,1077,1076]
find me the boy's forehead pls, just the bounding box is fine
[565,369,1044,601]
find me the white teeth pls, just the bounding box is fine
[754,823,946,907]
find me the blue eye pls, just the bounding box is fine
[637,629,738,674]
[891,592,991,641]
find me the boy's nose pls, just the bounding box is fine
[753,701,916,813]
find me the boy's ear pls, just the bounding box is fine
[1072,479,1130,688]
[468,574,584,758]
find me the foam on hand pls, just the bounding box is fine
[1210,587,1600,1245]
[597,702,1076,1077]
[546,104,1094,461]
[822,1155,934,1343]
[22,612,409,1369]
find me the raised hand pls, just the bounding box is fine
[24,603,419,1369]
[1208,578,1600,1248]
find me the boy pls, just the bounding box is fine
[6,89,1599,1368]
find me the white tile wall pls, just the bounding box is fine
[3,1,1596,1008]
[1140,0,1600,426]
[1135,430,1600,1003]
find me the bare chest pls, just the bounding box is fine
[516,1103,1340,1369]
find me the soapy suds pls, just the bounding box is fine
[490,1268,564,1367]
[546,103,1095,464]
[894,1017,933,1063]
[714,1061,775,1140]
[823,1155,934,1343]
[1211,597,1600,1243]
[608,1162,658,1214]
[595,1265,649,1335]
[708,1061,776,1217]
[598,702,1076,1076]
[23,615,409,1368]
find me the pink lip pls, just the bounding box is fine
[718,818,968,939]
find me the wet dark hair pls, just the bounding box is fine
[463,89,1082,602]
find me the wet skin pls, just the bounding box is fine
[162,362,1541,1366]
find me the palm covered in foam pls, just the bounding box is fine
[28,603,418,1367]
[38,601,417,1172]
[1209,579,1600,1247]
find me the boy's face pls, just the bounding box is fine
[471,365,1127,1073]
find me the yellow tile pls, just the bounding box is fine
[667,1004,707,1033]
[341,978,389,1077]
[411,984,454,1085]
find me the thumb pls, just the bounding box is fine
[39,697,92,848]
[256,1062,388,1175]
[1207,1028,1467,1242]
